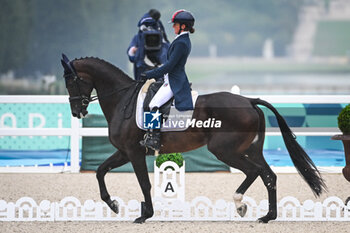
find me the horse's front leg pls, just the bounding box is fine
[130,156,154,223]
[96,150,129,214]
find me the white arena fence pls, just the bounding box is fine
[0,94,349,173]
[0,161,349,222]
[0,196,349,222]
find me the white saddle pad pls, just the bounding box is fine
[136,80,198,132]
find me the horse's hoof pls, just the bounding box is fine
[133,216,146,224]
[237,203,247,217]
[257,217,268,223]
[133,202,153,223]
[257,212,277,223]
[345,196,350,206]
[107,200,119,214]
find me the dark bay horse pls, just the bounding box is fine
[60,55,326,223]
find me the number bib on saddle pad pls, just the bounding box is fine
[136,79,198,132]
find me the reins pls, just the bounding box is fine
[92,80,145,104]
[92,85,131,102]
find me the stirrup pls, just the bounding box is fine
[139,133,150,147]
[140,133,160,151]
[144,138,160,151]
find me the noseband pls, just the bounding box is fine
[63,72,97,108]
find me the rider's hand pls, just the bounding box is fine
[128,46,138,56]
[131,46,138,54]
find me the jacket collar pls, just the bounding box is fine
[174,31,189,40]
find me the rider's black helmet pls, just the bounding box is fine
[170,9,195,28]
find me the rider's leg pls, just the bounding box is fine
[149,75,173,109]
[141,76,173,151]
[140,106,162,151]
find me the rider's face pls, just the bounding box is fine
[173,23,186,34]
[173,23,180,34]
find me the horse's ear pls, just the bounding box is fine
[61,59,71,74]
[62,53,70,63]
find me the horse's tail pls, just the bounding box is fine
[250,98,326,197]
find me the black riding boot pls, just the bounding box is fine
[140,128,161,151]
[140,107,162,151]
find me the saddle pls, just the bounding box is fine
[135,79,198,132]
[123,81,145,119]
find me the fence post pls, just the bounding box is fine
[70,117,80,173]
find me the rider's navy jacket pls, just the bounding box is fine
[144,33,193,111]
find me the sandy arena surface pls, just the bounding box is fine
[1,172,350,233]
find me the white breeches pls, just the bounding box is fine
[149,74,174,109]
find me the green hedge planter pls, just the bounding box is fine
[338,104,350,134]
[156,153,184,168]
[332,104,350,183]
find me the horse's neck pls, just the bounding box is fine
[94,75,132,123]
[94,74,131,97]
[78,60,133,123]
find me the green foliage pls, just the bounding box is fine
[156,153,184,168]
[338,104,350,134]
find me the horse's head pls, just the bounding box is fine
[61,54,94,119]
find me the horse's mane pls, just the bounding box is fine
[73,57,132,81]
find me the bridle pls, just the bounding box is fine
[63,71,97,107]
[61,53,147,120]
[63,61,140,113]
[62,62,99,120]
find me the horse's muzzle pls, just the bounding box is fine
[72,109,88,119]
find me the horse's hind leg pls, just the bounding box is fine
[208,136,262,216]
[257,161,277,223]
[214,149,261,218]
[96,150,129,214]
[240,135,278,223]
[229,104,277,222]
[212,145,277,223]
[208,135,277,222]
[233,155,261,218]
[251,106,278,223]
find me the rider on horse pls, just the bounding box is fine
[140,9,195,151]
